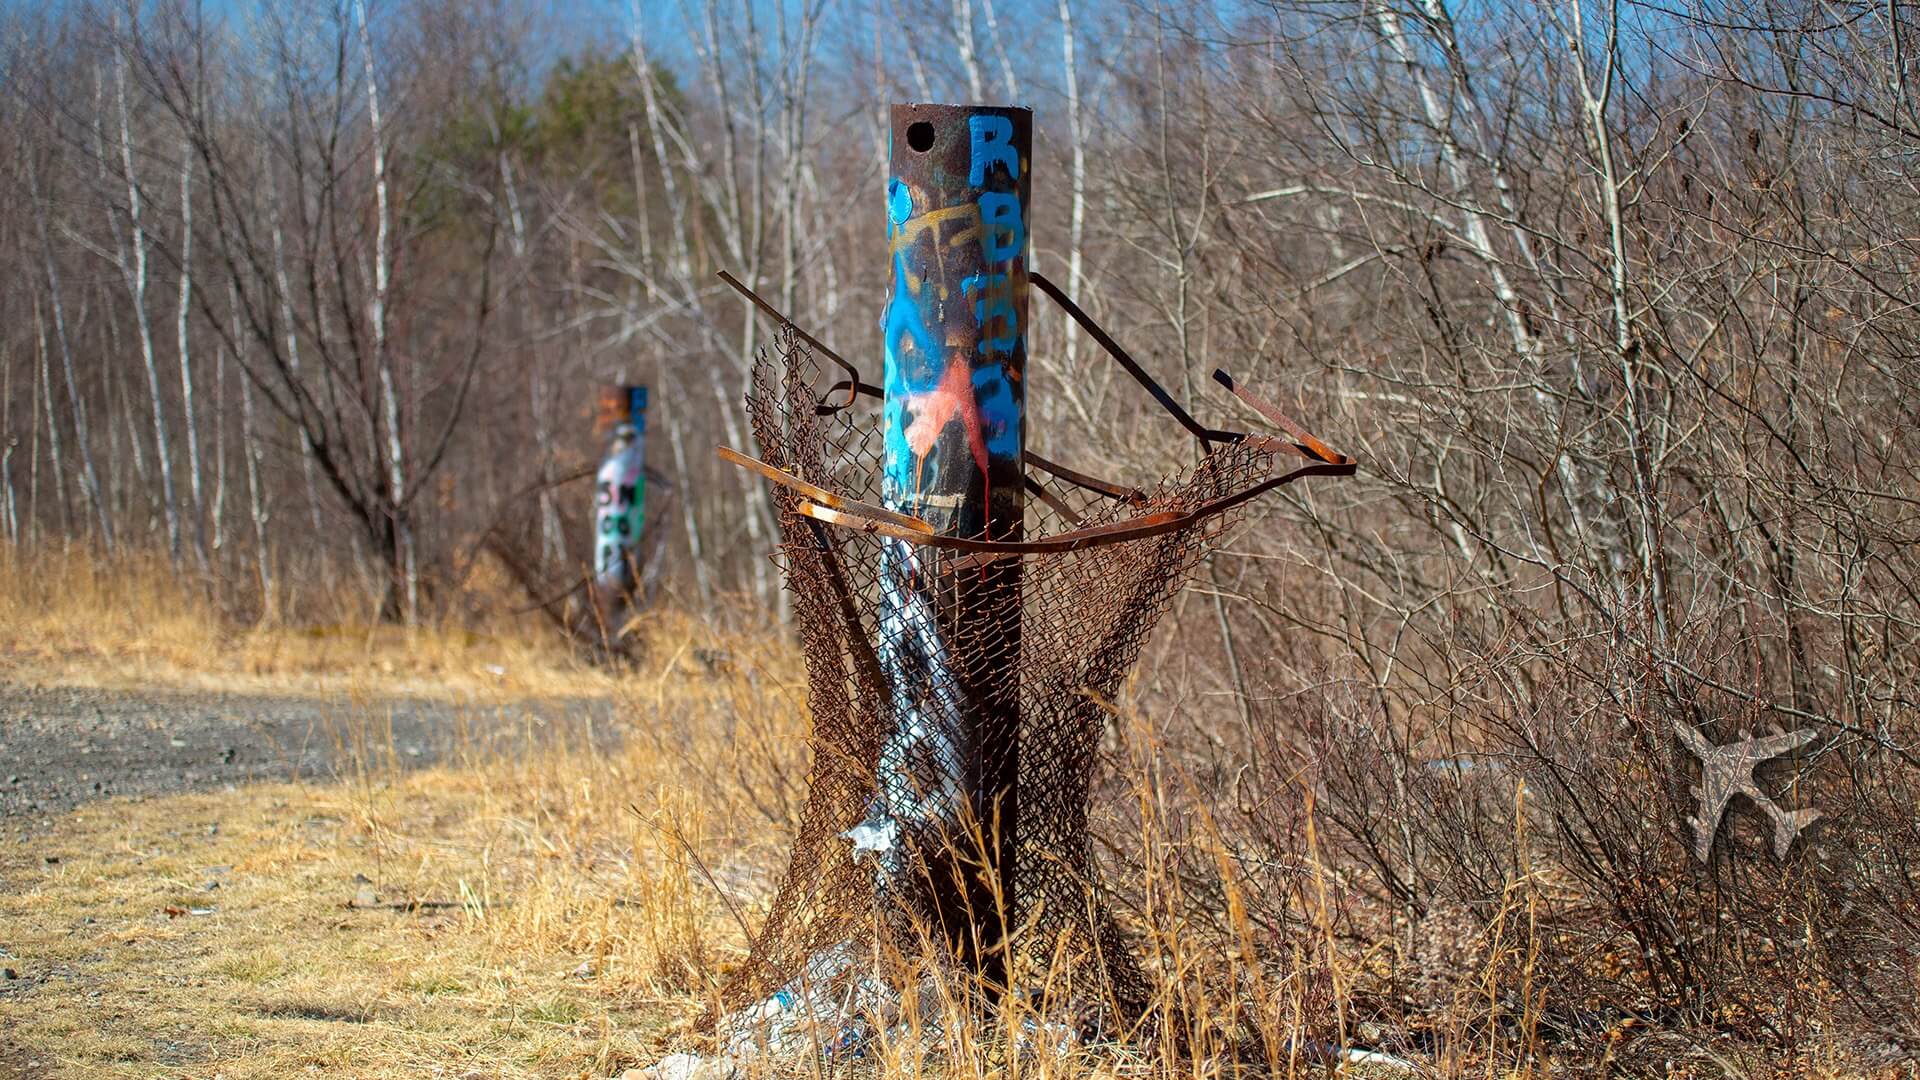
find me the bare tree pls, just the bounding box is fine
[109,40,184,559]
[117,1,500,618]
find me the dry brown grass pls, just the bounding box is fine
[0,546,1894,1078]
[3,776,671,1077]
[4,694,1879,1080]
[0,593,808,1078]
[0,544,614,699]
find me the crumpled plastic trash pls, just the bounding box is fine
[626,942,907,1079]
[719,942,881,1060]
[624,939,1111,1079]
[621,1053,735,1080]
[839,818,897,855]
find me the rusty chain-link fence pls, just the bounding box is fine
[709,297,1353,1054]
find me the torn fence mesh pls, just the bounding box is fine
[705,319,1354,1055]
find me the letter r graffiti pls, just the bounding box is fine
[968,115,1019,185]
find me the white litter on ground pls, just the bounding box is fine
[622,935,1417,1078]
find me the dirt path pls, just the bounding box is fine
[0,681,620,828]
[0,682,660,1079]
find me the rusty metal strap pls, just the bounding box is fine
[1029,271,1354,466]
[1024,474,1085,524]
[818,378,884,414]
[716,267,1354,474]
[717,446,935,534]
[718,271,870,413]
[1023,450,1148,503]
[720,444,1356,561]
[1211,370,1352,466]
[1030,271,1216,445]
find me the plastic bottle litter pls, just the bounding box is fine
[717,942,888,1062]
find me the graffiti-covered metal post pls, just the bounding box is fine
[866,103,1029,982]
[592,384,649,636]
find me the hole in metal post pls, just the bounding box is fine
[906,121,935,152]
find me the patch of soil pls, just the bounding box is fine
[0,1036,50,1080]
[0,682,618,827]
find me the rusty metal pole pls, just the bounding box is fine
[871,103,1030,984]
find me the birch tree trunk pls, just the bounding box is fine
[978,0,1019,99]
[770,0,826,623]
[32,297,71,536]
[239,351,275,617]
[1059,0,1088,371]
[211,330,227,553]
[27,312,44,540]
[229,279,273,617]
[175,142,207,566]
[659,367,713,608]
[694,0,776,608]
[355,0,415,623]
[497,147,565,567]
[115,49,183,559]
[2,347,16,546]
[950,0,986,100]
[1561,0,1671,653]
[2,444,14,547]
[888,0,935,100]
[1370,3,1612,568]
[629,1,779,605]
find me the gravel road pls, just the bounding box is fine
[0,682,619,829]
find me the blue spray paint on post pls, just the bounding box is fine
[853,104,1030,983]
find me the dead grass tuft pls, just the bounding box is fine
[0,543,625,699]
